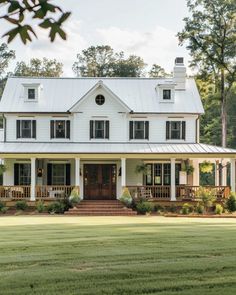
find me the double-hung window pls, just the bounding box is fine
[16,120,36,139]
[90,120,109,139]
[166,121,186,140]
[50,120,70,139]
[129,121,149,140]
[14,163,31,185]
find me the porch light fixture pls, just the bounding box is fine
[119,168,122,176]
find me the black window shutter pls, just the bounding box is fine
[50,121,54,139]
[47,164,52,185]
[105,121,109,139]
[182,121,186,140]
[16,120,21,139]
[66,120,70,139]
[145,121,149,140]
[14,163,19,185]
[65,164,71,185]
[129,121,133,140]
[32,120,36,139]
[90,120,94,139]
[166,121,170,140]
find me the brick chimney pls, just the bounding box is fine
[173,57,186,90]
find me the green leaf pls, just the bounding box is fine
[39,19,52,29]
[58,12,71,24]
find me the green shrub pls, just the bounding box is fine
[0,201,6,211]
[120,187,132,207]
[69,188,81,207]
[215,204,223,215]
[226,193,236,212]
[168,205,178,213]
[36,201,45,213]
[15,200,28,211]
[1,207,8,214]
[196,187,216,212]
[181,203,191,215]
[153,204,164,213]
[136,201,153,215]
[47,202,65,214]
[195,203,204,214]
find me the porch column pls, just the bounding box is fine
[1,159,6,185]
[75,158,80,187]
[215,162,219,186]
[30,157,36,201]
[230,159,236,193]
[170,158,176,201]
[121,158,126,188]
[222,161,227,186]
[192,159,199,186]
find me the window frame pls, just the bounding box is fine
[16,120,36,139]
[28,88,36,100]
[129,121,149,140]
[163,89,171,100]
[50,120,70,139]
[166,121,186,140]
[51,164,66,185]
[90,120,109,139]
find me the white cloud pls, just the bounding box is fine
[3,18,88,76]
[96,26,190,74]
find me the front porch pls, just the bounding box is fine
[0,153,235,202]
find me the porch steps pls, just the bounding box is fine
[65,200,137,216]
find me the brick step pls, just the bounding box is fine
[77,204,124,208]
[65,211,137,216]
[69,210,134,214]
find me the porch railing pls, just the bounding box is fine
[0,186,31,199]
[127,185,231,201]
[36,185,76,199]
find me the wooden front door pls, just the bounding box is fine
[84,164,117,200]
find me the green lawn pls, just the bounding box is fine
[1,216,236,295]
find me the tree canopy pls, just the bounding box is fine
[178,0,236,147]
[14,58,63,77]
[72,45,146,77]
[0,0,71,43]
[149,64,169,78]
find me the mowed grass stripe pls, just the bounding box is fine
[0,217,236,295]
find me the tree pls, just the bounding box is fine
[14,58,63,77]
[72,45,146,77]
[0,0,71,44]
[149,64,168,78]
[178,0,236,147]
[0,42,15,97]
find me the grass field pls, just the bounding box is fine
[1,216,236,295]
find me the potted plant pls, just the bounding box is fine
[135,163,148,175]
[119,187,132,207]
[69,187,81,208]
[181,160,194,175]
[0,164,7,175]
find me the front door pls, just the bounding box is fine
[84,164,117,200]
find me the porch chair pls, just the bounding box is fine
[139,187,153,199]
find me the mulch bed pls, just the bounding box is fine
[164,213,236,218]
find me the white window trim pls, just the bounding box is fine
[18,120,35,139]
[131,120,148,140]
[167,120,185,140]
[23,83,41,102]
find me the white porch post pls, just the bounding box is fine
[230,159,236,193]
[192,159,199,186]
[222,161,227,186]
[75,158,80,187]
[30,157,36,201]
[1,159,6,185]
[121,158,126,188]
[215,162,219,186]
[171,158,176,201]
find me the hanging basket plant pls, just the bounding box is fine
[135,164,148,175]
[200,161,213,174]
[181,160,194,175]
[0,164,6,175]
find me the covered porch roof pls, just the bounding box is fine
[0,142,236,159]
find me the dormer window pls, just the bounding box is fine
[28,88,36,100]
[163,89,171,100]
[23,83,40,102]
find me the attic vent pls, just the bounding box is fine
[175,57,184,65]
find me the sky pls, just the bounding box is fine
[0,0,191,76]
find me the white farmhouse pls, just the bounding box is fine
[0,58,235,210]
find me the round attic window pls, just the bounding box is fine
[95,94,105,105]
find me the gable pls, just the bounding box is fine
[69,81,132,113]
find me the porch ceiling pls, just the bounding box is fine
[0,142,236,159]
